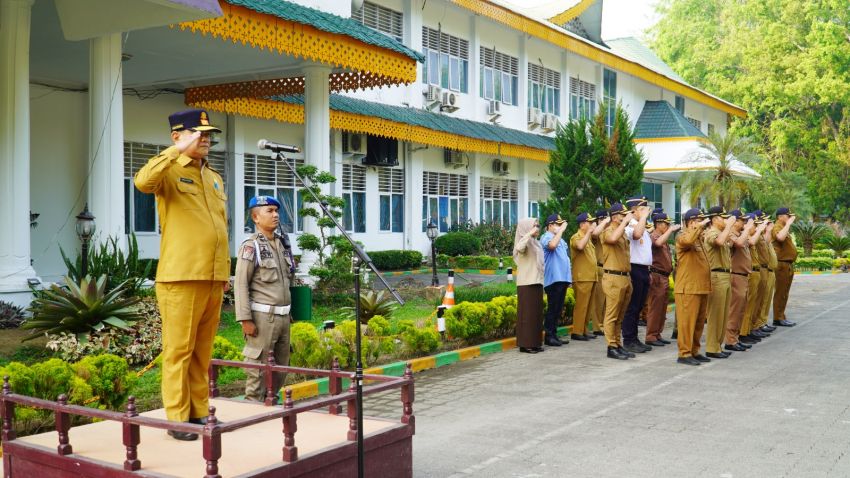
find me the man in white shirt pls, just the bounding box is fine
[622,196,653,354]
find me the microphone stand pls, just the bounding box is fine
[269,150,404,478]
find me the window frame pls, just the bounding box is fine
[422,26,469,93]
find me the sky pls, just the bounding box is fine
[599,0,662,41]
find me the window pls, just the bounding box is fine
[422,27,469,93]
[707,123,715,136]
[479,47,519,106]
[528,181,551,220]
[351,1,403,41]
[422,171,468,233]
[641,182,663,210]
[123,142,227,234]
[675,184,682,224]
[569,77,597,121]
[480,176,518,227]
[674,95,685,114]
[603,69,617,136]
[686,117,702,131]
[528,64,561,115]
[342,163,367,233]
[379,168,404,233]
[243,153,304,234]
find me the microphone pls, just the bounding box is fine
[257,139,301,154]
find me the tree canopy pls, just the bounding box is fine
[650,0,850,220]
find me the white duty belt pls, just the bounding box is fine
[250,302,291,316]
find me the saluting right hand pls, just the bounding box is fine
[670,224,682,233]
[175,130,202,154]
[241,321,258,337]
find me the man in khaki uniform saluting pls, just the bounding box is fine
[601,202,634,360]
[569,212,607,341]
[589,209,610,336]
[235,196,296,403]
[703,206,736,359]
[674,208,712,366]
[134,109,230,441]
[772,207,797,327]
[756,213,779,334]
[724,210,758,352]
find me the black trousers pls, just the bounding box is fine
[623,265,650,343]
[543,281,569,338]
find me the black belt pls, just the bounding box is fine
[630,263,649,270]
[597,262,604,267]
[779,259,794,263]
[732,271,749,277]
[711,268,730,273]
[760,264,768,268]
[767,268,774,272]
[649,267,671,277]
[604,269,629,277]
[751,266,761,272]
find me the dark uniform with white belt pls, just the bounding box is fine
[235,196,296,402]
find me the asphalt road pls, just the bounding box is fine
[366,273,850,478]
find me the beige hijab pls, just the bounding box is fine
[513,218,544,277]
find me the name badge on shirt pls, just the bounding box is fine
[179,177,194,184]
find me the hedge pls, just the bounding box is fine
[795,256,834,270]
[434,232,481,256]
[436,254,515,270]
[369,250,424,270]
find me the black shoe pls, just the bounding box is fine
[725,343,747,352]
[637,320,647,327]
[623,342,647,354]
[519,347,539,354]
[617,346,636,358]
[737,341,752,349]
[645,340,666,347]
[751,330,770,338]
[774,319,796,327]
[544,337,563,347]
[168,429,199,441]
[761,325,777,332]
[671,331,678,339]
[571,333,589,341]
[637,340,653,352]
[693,354,711,363]
[585,334,598,340]
[740,334,761,343]
[533,346,545,352]
[607,347,628,360]
[677,356,701,366]
[658,337,672,344]
[706,352,729,359]
[593,330,605,336]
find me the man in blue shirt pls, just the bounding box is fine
[540,214,572,346]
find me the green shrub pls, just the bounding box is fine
[490,295,518,336]
[212,336,243,361]
[811,249,835,258]
[436,254,506,270]
[369,250,424,270]
[450,222,516,256]
[397,319,440,355]
[796,256,833,270]
[559,287,576,323]
[453,282,517,304]
[445,301,498,341]
[290,322,329,369]
[435,232,481,256]
[73,354,137,410]
[833,258,849,270]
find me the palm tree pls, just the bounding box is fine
[679,130,759,210]
[822,235,850,259]
[792,221,831,256]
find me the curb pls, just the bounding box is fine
[385,268,509,276]
[794,270,844,275]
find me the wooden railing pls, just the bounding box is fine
[0,358,414,478]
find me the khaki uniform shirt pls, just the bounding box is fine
[755,237,772,268]
[749,236,762,271]
[591,235,604,268]
[134,145,230,282]
[570,230,597,282]
[234,232,295,323]
[674,226,711,294]
[763,237,779,270]
[602,225,631,273]
[772,224,798,262]
[650,230,673,274]
[703,227,732,270]
[729,232,752,275]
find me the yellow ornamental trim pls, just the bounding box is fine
[175,2,418,87]
[549,0,596,26]
[189,97,549,162]
[450,0,746,118]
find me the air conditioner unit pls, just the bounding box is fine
[424,84,442,103]
[343,132,367,156]
[492,159,510,176]
[444,149,464,168]
[487,99,501,117]
[541,113,558,132]
[440,91,459,112]
[527,107,542,128]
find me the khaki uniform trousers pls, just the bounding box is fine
[589,267,605,332]
[773,262,794,322]
[758,271,776,328]
[675,293,708,358]
[156,281,223,422]
[645,272,670,342]
[243,310,291,402]
[572,281,596,336]
[741,272,764,336]
[705,272,732,354]
[725,274,749,345]
[602,274,632,347]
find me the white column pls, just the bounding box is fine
[227,114,245,250]
[0,0,37,303]
[300,65,331,273]
[518,35,528,127]
[403,142,420,251]
[661,182,675,218]
[404,0,423,109]
[468,153,481,223]
[470,16,481,122]
[517,158,528,221]
[560,51,568,122]
[88,33,125,245]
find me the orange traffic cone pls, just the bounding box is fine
[441,270,456,309]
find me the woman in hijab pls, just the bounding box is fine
[513,217,545,353]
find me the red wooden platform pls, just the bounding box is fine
[0,358,415,477]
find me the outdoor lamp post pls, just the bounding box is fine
[75,203,96,278]
[426,220,439,286]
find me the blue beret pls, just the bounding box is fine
[247,195,281,210]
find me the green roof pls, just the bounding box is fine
[228,0,425,63]
[273,94,556,151]
[605,37,687,84]
[634,100,706,139]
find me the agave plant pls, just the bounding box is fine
[821,235,850,259]
[791,221,831,256]
[23,274,143,341]
[347,290,396,324]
